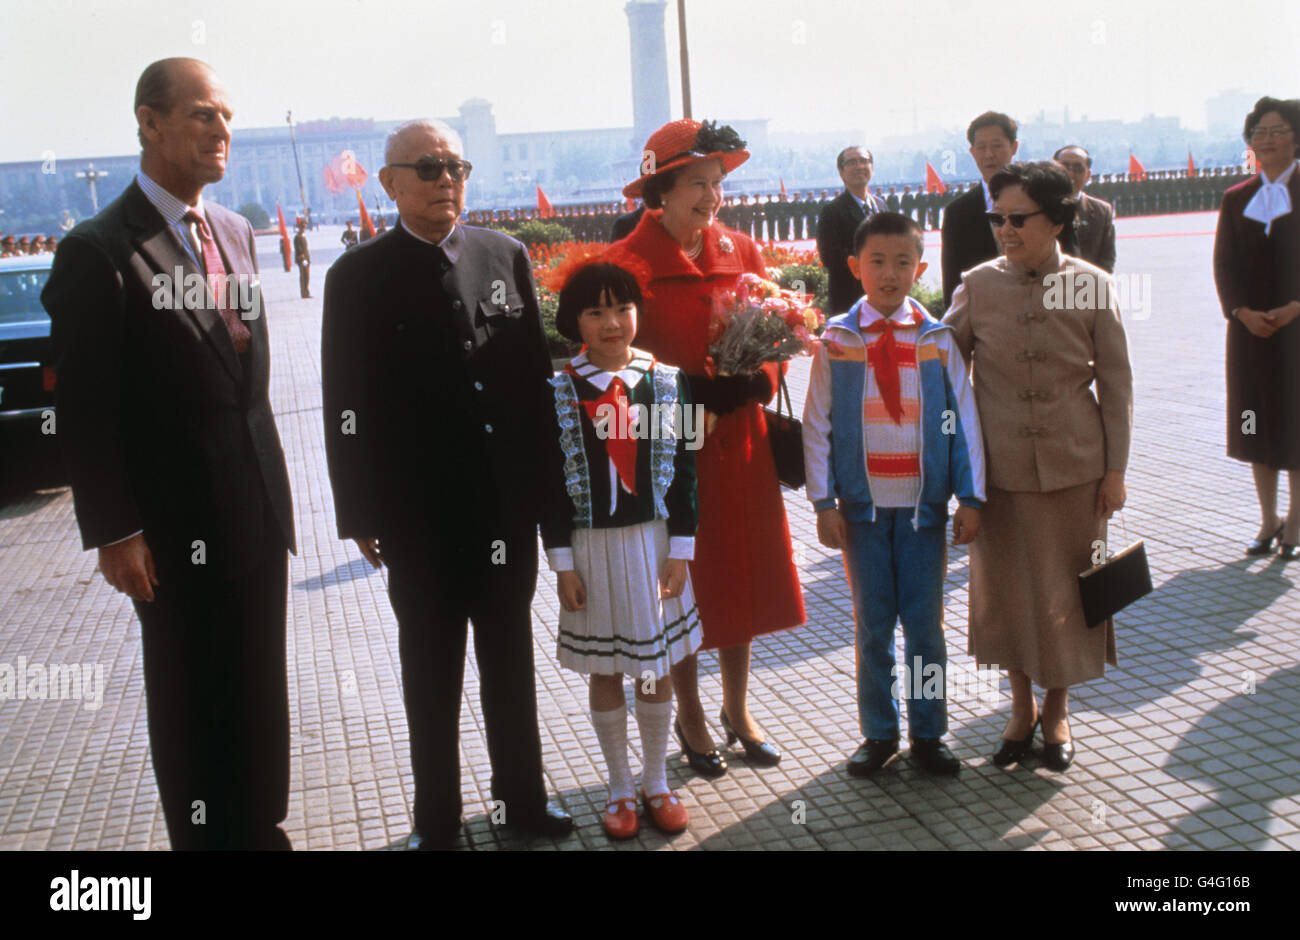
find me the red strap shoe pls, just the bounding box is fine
[642,790,689,834]
[603,798,639,840]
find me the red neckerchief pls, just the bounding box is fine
[566,363,638,496]
[863,304,923,426]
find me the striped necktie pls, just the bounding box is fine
[185,209,250,355]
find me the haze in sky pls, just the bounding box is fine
[3,0,1298,163]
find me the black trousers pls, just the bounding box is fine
[134,521,290,850]
[381,525,547,838]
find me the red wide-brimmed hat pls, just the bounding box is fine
[623,119,750,199]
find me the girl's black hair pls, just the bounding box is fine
[555,262,644,342]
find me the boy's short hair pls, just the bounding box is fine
[852,211,925,259]
[966,111,1018,145]
[555,262,644,342]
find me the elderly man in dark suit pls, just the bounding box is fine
[321,118,572,851]
[816,145,888,314]
[1054,145,1117,272]
[41,57,296,850]
[941,111,1020,305]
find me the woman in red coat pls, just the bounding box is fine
[608,119,805,776]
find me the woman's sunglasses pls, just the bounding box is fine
[387,158,474,182]
[986,210,1045,228]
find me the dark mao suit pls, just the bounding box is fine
[321,222,554,840]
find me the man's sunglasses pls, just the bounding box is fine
[986,210,1045,228]
[387,158,473,181]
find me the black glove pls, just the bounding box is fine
[685,372,772,416]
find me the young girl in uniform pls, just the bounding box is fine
[542,259,701,840]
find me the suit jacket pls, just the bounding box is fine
[940,183,998,306]
[1074,192,1116,273]
[41,180,295,580]
[816,189,886,314]
[321,222,553,549]
[610,206,644,242]
[942,247,1133,493]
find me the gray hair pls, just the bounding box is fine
[384,118,464,164]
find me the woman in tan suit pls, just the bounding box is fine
[943,161,1133,772]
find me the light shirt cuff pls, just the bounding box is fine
[545,547,575,572]
[102,529,143,548]
[667,536,695,560]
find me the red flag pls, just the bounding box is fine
[1187,152,1196,177]
[357,190,375,239]
[1128,153,1146,181]
[322,164,343,195]
[276,203,292,272]
[536,185,555,218]
[324,150,368,195]
[779,176,787,196]
[925,161,947,195]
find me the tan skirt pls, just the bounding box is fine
[967,481,1118,688]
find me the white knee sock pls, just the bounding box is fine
[591,703,635,802]
[635,698,674,796]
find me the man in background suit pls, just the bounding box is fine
[41,58,296,850]
[1054,144,1117,272]
[322,119,572,850]
[941,111,1020,305]
[816,145,887,314]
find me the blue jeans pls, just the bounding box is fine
[842,508,948,740]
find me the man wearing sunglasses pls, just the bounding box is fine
[322,118,573,850]
[941,111,1020,306]
[1053,145,1116,272]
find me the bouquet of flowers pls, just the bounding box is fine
[702,273,824,434]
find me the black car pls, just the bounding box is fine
[0,253,60,477]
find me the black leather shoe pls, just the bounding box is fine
[991,717,1038,767]
[507,801,575,839]
[1247,524,1284,556]
[1040,739,1076,772]
[407,828,459,851]
[1280,543,1298,561]
[675,719,727,777]
[846,738,899,777]
[911,738,961,775]
[719,708,781,766]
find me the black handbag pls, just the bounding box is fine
[763,372,805,490]
[1077,516,1152,628]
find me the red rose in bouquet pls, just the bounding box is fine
[702,273,824,435]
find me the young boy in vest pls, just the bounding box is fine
[803,212,986,775]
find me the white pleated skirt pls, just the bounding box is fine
[558,520,702,678]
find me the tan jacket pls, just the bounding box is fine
[942,248,1133,492]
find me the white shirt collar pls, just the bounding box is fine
[137,170,203,224]
[568,348,655,391]
[1244,160,1298,235]
[981,180,994,213]
[857,296,923,330]
[400,218,455,247]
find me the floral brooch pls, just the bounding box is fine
[717,234,734,254]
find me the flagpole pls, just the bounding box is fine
[677,0,692,119]
[286,110,310,227]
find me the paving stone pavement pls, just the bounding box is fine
[1,213,1297,852]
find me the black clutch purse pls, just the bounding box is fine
[1077,526,1152,628]
[763,372,805,490]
